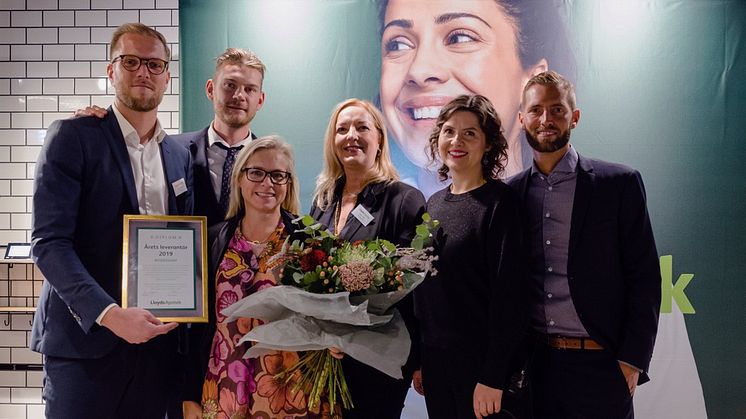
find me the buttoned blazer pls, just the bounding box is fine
[30,108,193,359]
[171,128,257,226]
[507,153,661,382]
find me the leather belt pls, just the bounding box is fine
[543,335,604,350]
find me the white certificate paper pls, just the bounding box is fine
[136,228,195,310]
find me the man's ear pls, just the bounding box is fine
[205,79,214,101]
[571,108,580,128]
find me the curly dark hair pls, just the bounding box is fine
[427,95,509,181]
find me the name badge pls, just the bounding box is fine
[172,178,188,197]
[351,204,374,226]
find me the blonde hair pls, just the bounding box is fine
[522,70,577,110]
[215,48,266,84]
[110,23,170,60]
[313,99,399,210]
[225,135,300,218]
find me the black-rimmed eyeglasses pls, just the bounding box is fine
[112,54,169,75]
[241,167,292,185]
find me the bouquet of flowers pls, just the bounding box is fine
[222,213,438,410]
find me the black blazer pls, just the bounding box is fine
[310,180,426,375]
[31,109,193,359]
[507,153,661,382]
[171,128,257,226]
[183,209,300,402]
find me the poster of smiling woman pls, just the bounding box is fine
[179,1,746,418]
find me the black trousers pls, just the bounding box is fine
[421,345,516,419]
[530,344,634,419]
[341,357,412,419]
[43,336,183,419]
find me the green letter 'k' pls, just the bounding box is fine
[660,255,695,314]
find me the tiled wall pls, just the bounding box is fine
[0,0,180,417]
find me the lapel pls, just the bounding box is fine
[568,154,594,265]
[341,181,385,241]
[102,107,138,213]
[159,136,181,215]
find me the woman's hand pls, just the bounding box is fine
[182,400,203,419]
[329,347,345,360]
[473,383,503,418]
[74,105,107,118]
[412,369,425,395]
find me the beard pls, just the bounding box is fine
[524,128,571,153]
[216,103,254,129]
[116,88,162,112]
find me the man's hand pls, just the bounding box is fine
[618,361,640,395]
[74,105,107,118]
[100,306,177,344]
[412,369,424,395]
[329,347,345,360]
[473,383,502,418]
[182,401,203,419]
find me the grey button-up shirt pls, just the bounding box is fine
[527,146,588,337]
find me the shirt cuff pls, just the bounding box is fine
[618,360,643,372]
[96,303,118,325]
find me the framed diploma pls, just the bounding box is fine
[122,215,208,323]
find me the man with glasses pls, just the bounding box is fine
[31,23,192,419]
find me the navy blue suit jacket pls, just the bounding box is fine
[507,153,660,380]
[171,128,256,226]
[30,108,193,359]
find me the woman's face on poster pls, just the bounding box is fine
[380,0,528,168]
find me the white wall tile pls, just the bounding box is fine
[0,114,10,128]
[25,129,47,145]
[0,197,26,212]
[11,45,42,60]
[90,60,108,76]
[58,95,90,111]
[157,111,170,128]
[0,12,9,27]
[0,165,25,180]
[75,44,106,60]
[157,25,177,43]
[10,314,33,331]
[0,213,9,228]
[0,97,25,112]
[0,388,8,404]
[0,331,27,347]
[11,213,32,229]
[156,0,178,8]
[26,165,36,180]
[105,9,138,27]
[1,0,26,10]
[170,77,179,94]
[12,147,41,163]
[0,45,8,60]
[26,96,58,112]
[90,26,115,44]
[27,61,58,77]
[11,11,43,27]
[0,147,9,163]
[43,10,74,27]
[92,0,123,8]
[11,279,33,296]
[0,80,9,95]
[43,44,74,60]
[27,0,59,10]
[0,131,25,146]
[26,371,44,388]
[11,347,42,364]
[0,28,25,44]
[43,113,71,128]
[140,9,170,26]
[11,387,42,404]
[171,9,178,26]
[27,404,46,419]
[11,113,42,129]
[58,61,90,77]
[74,78,107,95]
[0,62,25,78]
[26,27,57,43]
[59,0,92,9]
[11,79,42,95]
[0,404,26,418]
[159,94,178,111]
[90,95,114,108]
[124,0,154,9]
[58,27,89,43]
[10,179,34,198]
[75,10,106,26]
[171,111,179,129]
[43,78,74,94]
[0,371,25,387]
[168,59,179,77]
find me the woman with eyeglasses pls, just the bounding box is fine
[310,99,426,418]
[183,135,342,419]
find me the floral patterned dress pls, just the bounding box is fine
[200,222,339,419]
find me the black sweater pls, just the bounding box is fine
[415,179,529,389]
